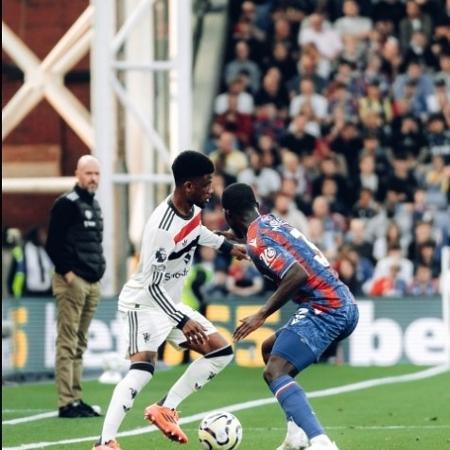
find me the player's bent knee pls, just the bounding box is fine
[130,350,157,365]
[263,363,286,384]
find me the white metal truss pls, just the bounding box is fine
[2,6,94,148]
[2,0,193,294]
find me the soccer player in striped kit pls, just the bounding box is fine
[93,151,247,449]
[222,183,359,450]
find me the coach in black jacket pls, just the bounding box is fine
[46,155,105,418]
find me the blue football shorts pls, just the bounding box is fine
[271,293,359,369]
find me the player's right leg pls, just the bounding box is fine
[262,334,308,450]
[92,309,168,449]
[266,329,339,450]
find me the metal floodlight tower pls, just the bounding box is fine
[2,0,193,294]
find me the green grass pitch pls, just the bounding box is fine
[3,364,450,450]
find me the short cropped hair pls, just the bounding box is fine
[222,183,257,213]
[172,150,215,185]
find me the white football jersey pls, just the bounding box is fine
[118,196,224,326]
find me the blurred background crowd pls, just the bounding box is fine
[3,0,449,305]
[197,0,450,300]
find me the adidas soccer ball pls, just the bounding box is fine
[198,411,243,450]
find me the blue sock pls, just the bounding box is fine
[269,375,324,439]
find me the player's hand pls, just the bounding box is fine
[231,244,249,260]
[233,312,265,342]
[182,319,209,346]
[64,271,76,284]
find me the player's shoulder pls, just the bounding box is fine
[145,197,174,232]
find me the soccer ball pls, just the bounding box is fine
[198,411,243,449]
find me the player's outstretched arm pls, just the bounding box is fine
[233,263,307,342]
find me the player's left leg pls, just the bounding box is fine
[264,330,338,450]
[152,304,233,409]
[156,331,233,409]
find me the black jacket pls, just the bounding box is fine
[46,184,105,282]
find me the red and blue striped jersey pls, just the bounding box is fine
[247,214,354,311]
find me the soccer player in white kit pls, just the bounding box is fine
[93,151,247,449]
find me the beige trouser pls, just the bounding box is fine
[53,273,100,408]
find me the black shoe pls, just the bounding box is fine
[58,402,88,418]
[77,400,101,417]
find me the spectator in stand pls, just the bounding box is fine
[373,221,409,262]
[408,264,440,296]
[204,121,225,155]
[352,188,379,221]
[254,67,290,117]
[312,156,349,208]
[372,0,406,34]
[209,131,248,180]
[237,148,281,206]
[399,0,432,54]
[215,94,253,146]
[263,42,297,83]
[358,79,393,123]
[381,36,404,81]
[426,78,450,114]
[334,0,373,41]
[336,255,363,296]
[286,53,327,99]
[327,81,358,123]
[425,113,450,165]
[257,133,282,168]
[407,219,437,262]
[391,114,427,160]
[416,240,441,278]
[272,191,310,237]
[280,114,316,157]
[225,41,261,94]
[346,218,375,266]
[369,263,408,297]
[384,156,418,203]
[289,78,328,120]
[226,258,264,297]
[253,104,286,142]
[269,17,297,54]
[7,226,54,298]
[309,196,346,259]
[354,153,381,201]
[231,15,266,62]
[424,154,450,208]
[434,52,450,89]
[319,177,349,216]
[299,12,343,61]
[393,60,434,117]
[367,243,414,293]
[279,151,309,198]
[402,30,438,70]
[214,77,254,115]
[330,121,362,177]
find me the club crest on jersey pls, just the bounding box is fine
[155,248,167,263]
[260,247,277,266]
[290,307,308,325]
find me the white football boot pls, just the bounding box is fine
[276,420,309,450]
[307,435,339,450]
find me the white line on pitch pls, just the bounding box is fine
[2,364,449,450]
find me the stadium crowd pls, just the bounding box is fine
[198,0,450,299]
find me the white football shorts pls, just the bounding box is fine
[120,303,217,357]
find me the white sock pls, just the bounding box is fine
[310,434,333,446]
[100,362,153,443]
[162,346,233,409]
